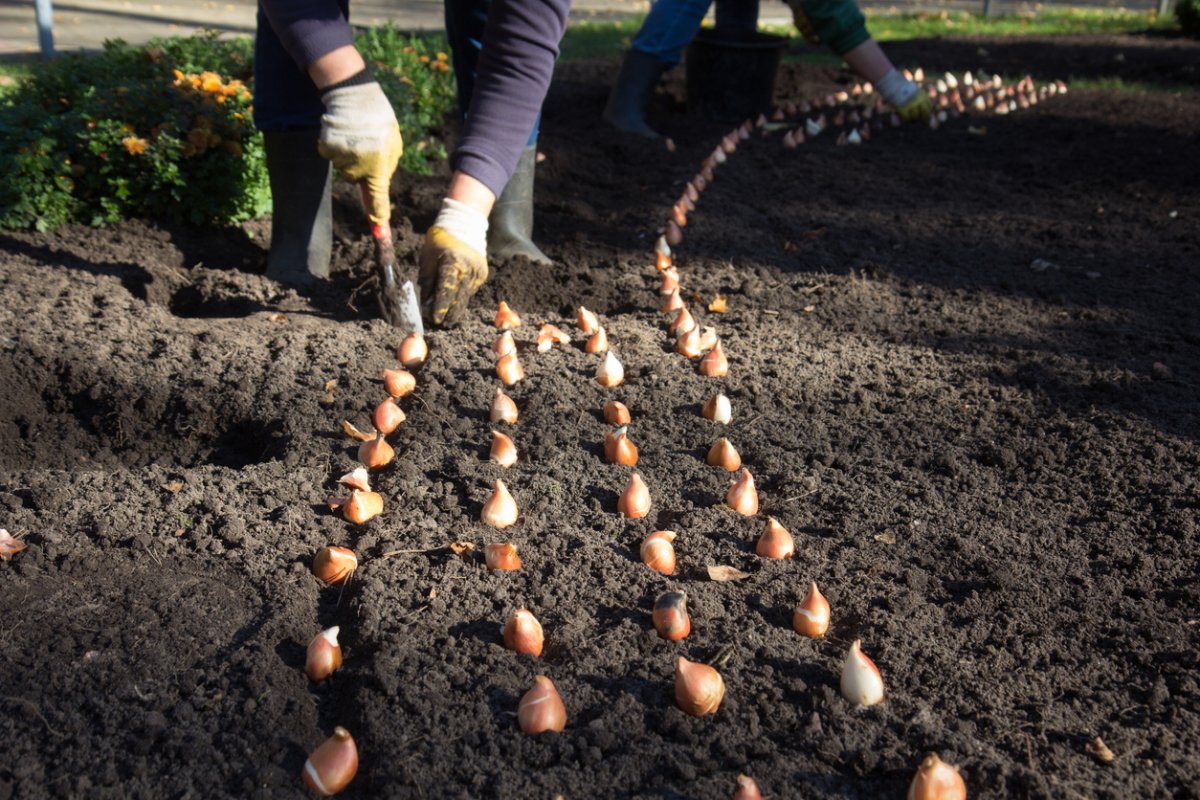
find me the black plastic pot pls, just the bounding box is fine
[685,28,788,121]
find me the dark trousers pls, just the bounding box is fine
[253,0,351,131]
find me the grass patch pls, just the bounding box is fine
[1068,76,1197,94]
[559,18,644,60]
[861,8,1175,40]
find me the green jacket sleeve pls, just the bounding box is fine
[797,0,871,56]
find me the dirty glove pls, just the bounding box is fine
[418,198,489,327]
[318,72,404,226]
[787,0,821,43]
[876,67,932,122]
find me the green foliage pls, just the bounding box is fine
[1177,0,1200,35]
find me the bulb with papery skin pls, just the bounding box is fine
[661,289,684,314]
[660,267,680,296]
[907,753,967,800]
[577,306,599,335]
[484,542,521,571]
[841,639,884,706]
[669,307,696,337]
[338,467,370,492]
[358,434,394,469]
[482,479,519,527]
[495,301,521,330]
[652,591,691,641]
[697,327,718,352]
[585,327,608,354]
[726,469,758,516]
[707,438,741,471]
[312,546,357,585]
[490,388,518,424]
[699,341,729,377]
[756,517,794,559]
[343,489,383,525]
[655,235,671,270]
[306,627,343,681]
[490,431,517,467]
[537,324,570,352]
[666,221,683,246]
[383,368,415,398]
[603,401,631,425]
[302,727,358,797]
[518,676,567,734]
[641,530,676,574]
[502,608,544,656]
[398,332,427,368]
[793,581,830,638]
[496,351,524,386]
[618,472,651,518]
[675,656,725,717]
[595,351,624,388]
[493,330,516,356]
[373,398,406,435]
[604,426,638,467]
[734,775,764,800]
[702,393,731,424]
[676,326,702,358]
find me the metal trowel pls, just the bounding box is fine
[360,184,424,336]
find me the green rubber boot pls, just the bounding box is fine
[487,145,551,264]
[263,129,332,284]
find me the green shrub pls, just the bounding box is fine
[1177,0,1200,35]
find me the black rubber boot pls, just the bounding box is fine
[263,129,332,284]
[603,49,671,138]
[487,145,550,264]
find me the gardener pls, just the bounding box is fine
[255,0,570,326]
[604,0,932,138]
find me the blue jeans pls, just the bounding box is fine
[444,0,540,147]
[632,0,759,65]
[253,0,350,131]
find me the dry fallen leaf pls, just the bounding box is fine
[428,586,438,600]
[707,564,751,582]
[708,295,728,313]
[269,312,288,323]
[0,529,28,561]
[162,481,184,493]
[449,542,475,563]
[874,532,897,545]
[323,379,338,392]
[1087,737,1115,764]
[341,420,375,442]
[802,305,816,314]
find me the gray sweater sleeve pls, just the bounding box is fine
[450,0,572,199]
[259,0,355,69]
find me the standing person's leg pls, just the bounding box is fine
[445,0,549,263]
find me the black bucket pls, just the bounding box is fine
[685,28,788,121]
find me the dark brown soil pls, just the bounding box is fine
[2,32,1199,799]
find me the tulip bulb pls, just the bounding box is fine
[675,656,725,717]
[312,546,357,585]
[672,203,688,228]
[495,301,522,329]
[490,431,517,467]
[577,306,600,335]
[908,753,967,800]
[756,516,794,559]
[618,472,651,519]
[485,542,522,571]
[305,627,343,681]
[699,341,729,377]
[398,332,428,368]
[659,267,680,296]
[652,591,691,641]
[669,306,696,337]
[482,479,519,528]
[697,327,718,352]
[383,368,415,398]
[490,388,519,424]
[496,350,524,386]
[358,434,394,470]
[676,325,702,359]
[793,581,830,638]
[666,221,683,246]
[585,326,608,354]
[655,236,672,271]
[734,775,764,800]
[595,351,624,388]
[702,393,732,424]
[373,397,406,435]
[707,437,741,471]
[604,426,639,467]
[343,489,383,525]
[841,639,884,706]
[640,530,676,574]
[337,467,370,492]
[493,330,516,356]
[660,289,684,313]
[537,324,570,352]
[302,727,358,797]
[502,608,544,657]
[603,400,631,425]
[726,469,758,516]
[518,676,567,734]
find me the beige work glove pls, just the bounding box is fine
[318,80,403,226]
[418,199,490,327]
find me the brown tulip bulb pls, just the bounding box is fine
[492,330,516,357]
[726,468,758,516]
[756,516,795,559]
[337,467,370,492]
[699,341,729,377]
[640,530,677,574]
[660,289,684,314]
[793,581,831,638]
[603,400,631,426]
[485,542,522,571]
[652,591,691,641]
[490,431,517,467]
[496,350,524,386]
[675,656,725,717]
[502,608,544,657]
[697,326,718,353]
[373,397,406,435]
[302,727,358,797]
[734,775,764,800]
[495,301,522,330]
[490,388,519,424]
[659,267,680,296]
[383,368,415,398]
[676,325,703,359]
[707,437,741,471]
[702,393,732,424]
[305,627,343,682]
[358,434,394,470]
[618,472,651,519]
[312,546,357,585]
[577,305,600,335]
[669,306,696,337]
[518,676,567,734]
[482,479,519,528]
[537,324,570,352]
[585,326,608,354]
[398,332,428,368]
[666,220,683,246]
[672,202,688,228]
[343,489,383,525]
[907,753,967,800]
[604,426,638,467]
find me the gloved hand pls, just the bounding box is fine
[418,199,489,326]
[896,90,933,123]
[318,78,403,226]
[875,68,932,123]
[786,0,821,43]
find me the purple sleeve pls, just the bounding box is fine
[259,0,355,69]
[450,0,572,198]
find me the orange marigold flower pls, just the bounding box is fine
[200,72,223,93]
[418,55,430,63]
[122,136,148,156]
[172,68,185,81]
[436,51,448,61]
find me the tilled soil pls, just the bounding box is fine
[1,33,1199,800]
